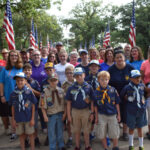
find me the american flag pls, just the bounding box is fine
[35,25,38,49]
[3,0,15,50]
[30,19,36,48]
[47,35,50,50]
[103,23,110,48]
[129,0,136,47]
[39,33,42,51]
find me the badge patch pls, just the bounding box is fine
[47,102,53,106]
[125,75,129,81]
[25,90,30,95]
[71,90,77,94]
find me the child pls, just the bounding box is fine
[9,72,37,150]
[40,73,66,150]
[94,71,120,150]
[120,70,147,150]
[66,67,95,150]
[23,63,41,147]
[62,65,75,148]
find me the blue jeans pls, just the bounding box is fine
[47,112,64,150]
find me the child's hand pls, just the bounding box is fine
[44,116,49,122]
[89,114,94,123]
[62,114,66,121]
[68,115,72,123]
[117,114,121,123]
[1,96,6,103]
[30,119,35,126]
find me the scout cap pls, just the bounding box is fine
[49,73,58,80]
[74,67,84,76]
[89,60,100,66]
[130,70,141,78]
[13,72,26,80]
[44,62,54,69]
[79,49,88,55]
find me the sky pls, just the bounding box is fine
[47,0,133,38]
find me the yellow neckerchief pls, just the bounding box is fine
[96,86,111,104]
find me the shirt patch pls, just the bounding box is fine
[71,90,77,94]
[125,75,129,81]
[47,97,52,102]
[41,71,46,76]
[25,90,30,95]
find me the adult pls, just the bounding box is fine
[41,46,49,64]
[124,44,131,61]
[100,49,114,71]
[129,46,144,71]
[30,50,47,86]
[98,48,106,64]
[55,42,63,63]
[69,51,79,67]
[27,46,35,61]
[47,52,58,64]
[88,47,100,61]
[0,50,23,140]
[108,50,134,141]
[1,48,9,62]
[76,49,89,76]
[55,49,73,85]
[20,48,30,64]
[141,47,150,138]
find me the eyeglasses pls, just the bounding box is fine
[50,56,55,58]
[66,72,73,75]
[10,55,18,57]
[33,54,40,57]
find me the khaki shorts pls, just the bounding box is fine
[96,114,120,139]
[71,108,91,134]
[16,122,34,135]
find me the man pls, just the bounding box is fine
[41,46,49,64]
[27,46,35,60]
[124,44,131,61]
[56,42,63,63]
[20,48,30,64]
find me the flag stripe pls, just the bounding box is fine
[103,23,110,48]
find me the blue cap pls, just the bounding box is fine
[130,70,141,78]
[56,42,63,46]
[13,72,26,80]
[79,49,88,55]
[74,67,84,76]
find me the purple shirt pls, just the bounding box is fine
[30,61,47,86]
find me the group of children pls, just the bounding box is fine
[9,60,148,150]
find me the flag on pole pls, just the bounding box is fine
[50,40,53,48]
[3,0,15,50]
[79,43,82,49]
[47,35,50,50]
[35,25,38,49]
[103,23,110,48]
[92,35,95,47]
[84,41,87,50]
[39,33,42,51]
[30,19,36,48]
[129,0,136,47]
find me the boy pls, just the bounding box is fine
[94,71,120,150]
[66,67,95,150]
[62,65,75,148]
[9,72,37,150]
[40,73,66,150]
[23,63,41,147]
[120,70,147,150]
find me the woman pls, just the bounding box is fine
[0,50,23,140]
[108,50,134,141]
[88,47,100,61]
[141,47,150,139]
[47,52,58,64]
[69,51,79,67]
[129,46,144,70]
[100,49,114,71]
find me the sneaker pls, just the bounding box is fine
[112,147,119,150]
[119,133,128,141]
[139,147,144,150]
[35,137,41,147]
[10,134,17,142]
[129,146,134,150]
[74,147,80,150]
[90,134,95,141]
[44,136,49,146]
[146,132,150,140]
[25,139,30,148]
[66,139,73,148]
[85,146,92,150]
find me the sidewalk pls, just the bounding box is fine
[0,119,150,150]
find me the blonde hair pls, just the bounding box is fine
[88,47,100,60]
[97,71,110,79]
[58,49,67,56]
[65,65,74,73]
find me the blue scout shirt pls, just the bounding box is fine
[120,82,146,115]
[128,60,144,71]
[94,85,120,115]
[9,85,37,123]
[85,74,99,90]
[108,64,134,94]
[76,64,89,76]
[66,81,94,109]
[99,62,113,71]
[0,67,23,101]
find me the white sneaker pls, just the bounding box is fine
[10,134,17,142]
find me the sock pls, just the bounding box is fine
[129,134,134,146]
[139,137,143,147]
[91,131,95,136]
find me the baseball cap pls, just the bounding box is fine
[79,49,88,55]
[130,70,141,78]
[49,73,58,80]
[1,48,9,53]
[44,62,54,69]
[74,67,84,76]
[27,46,35,51]
[13,72,26,80]
[89,60,100,66]
[56,42,63,46]
[21,48,28,53]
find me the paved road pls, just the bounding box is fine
[0,119,150,150]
